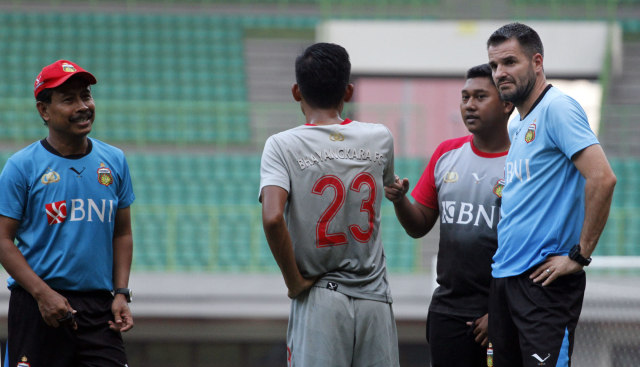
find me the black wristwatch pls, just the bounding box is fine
[568,244,591,266]
[114,288,133,303]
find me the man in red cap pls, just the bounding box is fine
[0,60,135,366]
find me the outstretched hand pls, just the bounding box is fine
[384,176,410,204]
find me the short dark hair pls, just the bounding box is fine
[35,88,54,125]
[487,22,544,58]
[35,88,53,104]
[466,64,494,86]
[295,43,351,109]
[465,63,514,116]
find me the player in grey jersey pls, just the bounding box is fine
[260,43,400,367]
[385,64,513,367]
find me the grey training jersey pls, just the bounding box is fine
[260,119,395,303]
[412,135,507,317]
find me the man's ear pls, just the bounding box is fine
[532,53,544,74]
[291,83,302,102]
[36,101,50,123]
[343,83,354,102]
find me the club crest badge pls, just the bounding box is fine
[97,163,113,187]
[524,123,536,143]
[62,62,77,73]
[40,168,60,185]
[443,171,458,183]
[329,131,344,141]
[18,355,31,367]
[493,179,505,198]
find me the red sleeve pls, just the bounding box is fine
[411,135,472,209]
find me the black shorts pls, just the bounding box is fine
[426,310,487,367]
[7,286,128,367]
[489,269,586,367]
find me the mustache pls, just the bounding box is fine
[69,111,93,123]
[497,76,514,85]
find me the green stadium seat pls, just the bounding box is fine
[381,204,419,272]
[0,11,252,145]
[596,210,622,255]
[132,210,170,270]
[174,212,215,271]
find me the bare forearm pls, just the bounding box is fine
[0,240,52,297]
[579,175,616,256]
[263,217,305,288]
[0,217,50,296]
[393,196,436,238]
[112,234,133,289]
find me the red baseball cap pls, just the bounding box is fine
[34,60,97,99]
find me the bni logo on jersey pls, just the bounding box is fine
[45,200,67,225]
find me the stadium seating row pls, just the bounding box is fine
[609,159,640,207]
[21,0,639,7]
[4,10,638,146]
[128,153,262,205]
[127,154,425,205]
[512,0,637,5]
[11,0,439,6]
[0,12,316,145]
[130,204,419,272]
[0,98,251,145]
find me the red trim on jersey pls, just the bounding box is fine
[304,118,353,126]
[412,135,472,209]
[470,139,509,158]
[411,135,508,209]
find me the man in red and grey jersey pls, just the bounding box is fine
[260,43,399,367]
[385,64,513,367]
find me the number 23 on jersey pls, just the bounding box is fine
[311,172,376,248]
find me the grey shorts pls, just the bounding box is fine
[287,285,400,367]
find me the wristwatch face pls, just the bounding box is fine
[116,288,132,302]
